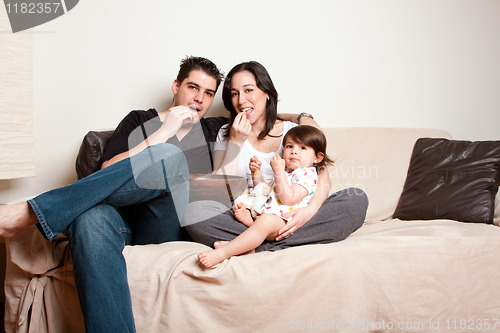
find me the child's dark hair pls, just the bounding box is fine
[283,125,334,170]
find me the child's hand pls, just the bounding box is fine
[249,155,262,176]
[270,155,286,173]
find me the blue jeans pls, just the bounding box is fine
[27,143,190,333]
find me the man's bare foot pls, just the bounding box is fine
[0,202,38,239]
[198,248,230,268]
[234,203,254,227]
[214,241,229,249]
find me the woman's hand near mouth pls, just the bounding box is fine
[229,112,252,146]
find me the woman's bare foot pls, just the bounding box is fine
[234,203,254,227]
[0,202,38,239]
[198,248,230,268]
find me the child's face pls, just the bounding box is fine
[283,139,323,171]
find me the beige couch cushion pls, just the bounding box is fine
[323,128,452,222]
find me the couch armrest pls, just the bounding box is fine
[75,130,114,179]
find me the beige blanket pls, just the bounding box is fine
[122,219,500,332]
[7,218,499,333]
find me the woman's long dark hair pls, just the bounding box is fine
[222,61,280,140]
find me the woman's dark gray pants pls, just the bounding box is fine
[183,187,368,252]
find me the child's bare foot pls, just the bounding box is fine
[198,248,229,268]
[234,203,254,227]
[214,241,229,249]
[0,202,38,239]
[214,240,255,255]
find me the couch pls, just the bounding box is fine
[4,127,500,333]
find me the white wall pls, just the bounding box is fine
[1,0,499,203]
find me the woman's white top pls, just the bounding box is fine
[214,121,298,188]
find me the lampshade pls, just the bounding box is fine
[0,9,35,180]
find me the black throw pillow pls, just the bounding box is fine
[394,138,500,223]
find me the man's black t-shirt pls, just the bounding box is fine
[102,108,227,174]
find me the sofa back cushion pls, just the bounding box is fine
[323,128,452,222]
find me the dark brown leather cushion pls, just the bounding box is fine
[394,138,500,223]
[75,130,114,179]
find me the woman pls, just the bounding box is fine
[183,61,368,251]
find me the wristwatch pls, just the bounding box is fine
[296,112,314,123]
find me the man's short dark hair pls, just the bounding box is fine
[176,56,224,91]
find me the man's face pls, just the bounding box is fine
[172,69,217,121]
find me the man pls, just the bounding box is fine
[67,56,227,333]
[0,56,226,333]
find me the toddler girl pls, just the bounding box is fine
[198,125,333,268]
